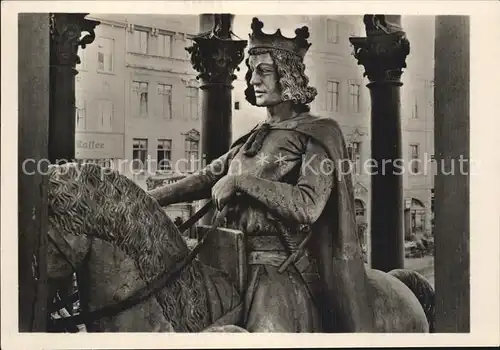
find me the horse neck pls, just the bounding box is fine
[81,168,213,331]
[49,163,190,272]
[49,164,211,331]
[83,237,175,332]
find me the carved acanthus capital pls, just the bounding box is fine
[350,15,410,84]
[50,13,100,74]
[186,37,247,87]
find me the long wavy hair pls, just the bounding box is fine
[244,47,318,113]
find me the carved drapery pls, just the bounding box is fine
[349,15,410,84]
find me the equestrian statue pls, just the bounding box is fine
[45,18,434,333]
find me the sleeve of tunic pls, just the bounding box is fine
[236,138,334,225]
[149,145,242,206]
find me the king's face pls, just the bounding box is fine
[248,53,282,107]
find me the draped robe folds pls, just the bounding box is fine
[149,112,375,332]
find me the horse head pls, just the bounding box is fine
[46,163,210,332]
[47,162,189,274]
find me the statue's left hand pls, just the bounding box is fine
[212,174,241,211]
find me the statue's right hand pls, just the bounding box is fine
[212,175,238,211]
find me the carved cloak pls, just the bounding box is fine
[231,113,376,332]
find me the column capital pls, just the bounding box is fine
[49,13,100,75]
[349,15,410,85]
[186,14,247,88]
[186,37,247,88]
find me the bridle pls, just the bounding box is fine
[49,200,226,329]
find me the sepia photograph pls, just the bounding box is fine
[3,0,500,349]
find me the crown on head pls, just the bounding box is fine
[248,17,312,59]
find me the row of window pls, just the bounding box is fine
[131,81,199,120]
[128,28,178,58]
[76,81,418,130]
[101,20,344,65]
[356,201,428,235]
[355,200,427,233]
[93,19,349,65]
[131,137,199,172]
[77,28,185,74]
[79,18,361,76]
[325,81,361,113]
[75,82,199,130]
[75,99,113,131]
[127,139,422,175]
[325,81,430,120]
[79,18,362,76]
[347,142,423,174]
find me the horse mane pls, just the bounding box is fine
[47,163,210,331]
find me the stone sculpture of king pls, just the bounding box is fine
[150,17,374,332]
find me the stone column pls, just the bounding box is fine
[18,13,50,332]
[49,13,99,164]
[186,14,247,224]
[350,15,410,272]
[434,16,470,332]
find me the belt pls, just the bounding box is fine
[247,235,319,285]
[247,251,319,284]
[247,251,311,274]
[247,235,286,251]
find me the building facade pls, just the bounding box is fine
[76,14,202,192]
[400,16,435,239]
[74,19,126,169]
[76,14,434,239]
